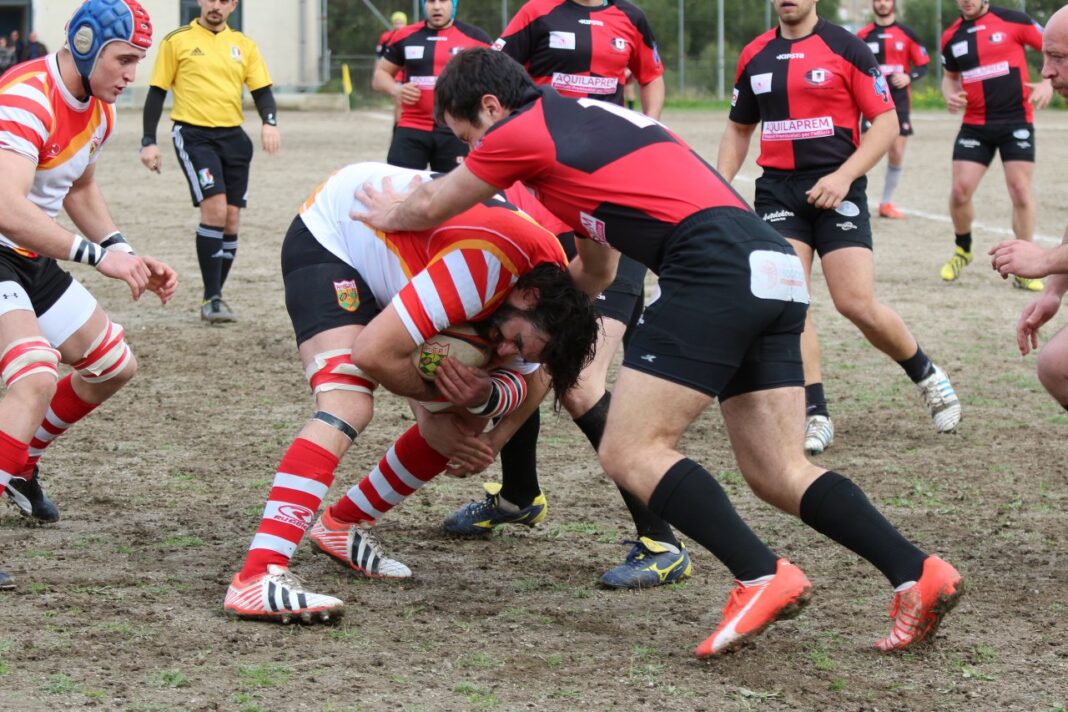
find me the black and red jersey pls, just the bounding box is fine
[856,21,929,111]
[376,28,396,57]
[941,5,1043,125]
[381,21,491,132]
[730,19,894,173]
[462,88,750,271]
[493,0,662,105]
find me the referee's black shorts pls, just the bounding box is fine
[171,122,254,208]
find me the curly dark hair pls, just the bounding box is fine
[476,263,599,402]
[434,47,535,127]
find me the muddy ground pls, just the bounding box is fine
[0,108,1066,711]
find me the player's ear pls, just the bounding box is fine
[481,94,505,119]
[510,286,540,310]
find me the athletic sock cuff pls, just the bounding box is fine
[799,470,848,529]
[648,458,703,516]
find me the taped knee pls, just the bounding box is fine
[72,320,132,383]
[311,411,359,442]
[1,337,60,387]
[306,349,377,396]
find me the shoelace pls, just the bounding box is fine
[618,540,649,565]
[922,375,954,409]
[268,567,311,593]
[354,523,392,560]
[720,582,749,617]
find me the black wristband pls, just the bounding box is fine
[141,136,156,147]
[100,231,135,255]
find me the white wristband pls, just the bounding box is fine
[68,235,106,266]
[100,230,135,255]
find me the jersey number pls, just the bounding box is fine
[576,98,663,129]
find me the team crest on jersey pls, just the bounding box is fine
[334,279,360,312]
[894,41,905,51]
[231,45,242,61]
[450,46,464,56]
[990,32,1006,44]
[652,42,661,64]
[804,68,831,86]
[731,87,739,107]
[492,38,506,50]
[611,37,627,53]
[88,137,100,158]
[198,168,215,188]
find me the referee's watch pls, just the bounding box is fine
[140,136,156,148]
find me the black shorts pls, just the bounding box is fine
[281,217,382,345]
[0,248,73,314]
[171,123,254,208]
[387,126,468,173]
[862,108,913,137]
[622,208,807,400]
[595,255,646,324]
[754,170,873,256]
[952,122,1035,165]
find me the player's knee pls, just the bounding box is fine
[313,390,374,434]
[73,320,134,386]
[1005,182,1034,208]
[835,297,877,328]
[949,183,973,206]
[306,348,378,409]
[1036,346,1068,399]
[1,336,61,412]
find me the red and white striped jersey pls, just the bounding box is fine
[0,54,114,251]
[298,162,568,348]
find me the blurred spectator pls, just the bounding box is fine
[0,37,15,74]
[9,30,23,62]
[21,31,46,61]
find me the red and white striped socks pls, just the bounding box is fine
[24,374,98,476]
[240,438,338,580]
[328,424,448,524]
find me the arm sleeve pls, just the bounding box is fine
[846,39,896,121]
[141,85,166,143]
[909,63,929,82]
[494,6,535,63]
[728,59,761,125]
[626,12,664,85]
[1024,19,1044,52]
[941,30,961,73]
[381,34,406,67]
[243,40,273,91]
[250,86,278,125]
[148,36,176,90]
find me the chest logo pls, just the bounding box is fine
[951,40,968,57]
[191,47,205,56]
[990,32,1006,44]
[88,137,100,158]
[750,72,773,94]
[405,45,425,60]
[895,41,905,51]
[231,45,242,61]
[804,68,831,86]
[549,31,576,50]
[611,37,627,53]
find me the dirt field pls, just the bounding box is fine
[1,107,1067,711]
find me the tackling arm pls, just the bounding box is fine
[569,236,619,299]
[354,164,499,232]
[350,302,440,402]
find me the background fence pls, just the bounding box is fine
[324,0,1064,106]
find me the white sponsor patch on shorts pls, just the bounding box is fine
[835,200,860,217]
[961,61,1009,84]
[749,251,809,304]
[762,116,833,141]
[1013,128,1031,139]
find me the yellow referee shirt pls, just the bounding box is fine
[149,20,272,128]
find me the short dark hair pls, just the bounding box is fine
[478,263,599,401]
[434,47,535,126]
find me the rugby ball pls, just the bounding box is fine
[412,323,492,382]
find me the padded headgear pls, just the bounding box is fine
[391,11,408,25]
[66,0,152,84]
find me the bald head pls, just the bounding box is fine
[1042,6,1068,98]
